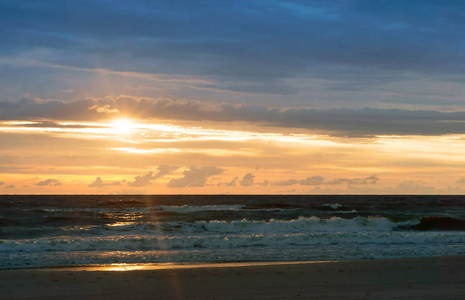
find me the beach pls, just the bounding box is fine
[2,256,465,300]
[2,195,465,299]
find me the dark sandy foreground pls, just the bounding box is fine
[2,256,465,300]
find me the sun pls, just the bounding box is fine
[110,119,136,132]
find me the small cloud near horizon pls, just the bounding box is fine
[36,179,61,186]
[167,166,224,188]
[129,165,177,187]
[88,177,125,188]
[239,173,255,187]
[272,179,298,186]
[299,176,324,186]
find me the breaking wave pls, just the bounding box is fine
[2,230,464,254]
[194,216,417,234]
[154,205,245,212]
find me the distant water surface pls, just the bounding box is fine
[1,195,465,269]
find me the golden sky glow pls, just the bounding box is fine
[1,117,465,194]
[3,2,465,194]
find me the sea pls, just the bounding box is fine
[1,195,465,269]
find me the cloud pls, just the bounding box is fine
[326,178,353,185]
[299,176,324,185]
[167,166,223,187]
[456,178,465,184]
[4,96,465,136]
[36,178,61,186]
[272,179,298,186]
[129,171,157,187]
[88,177,124,188]
[258,180,269,187]
[129,165,176,187]
[393,180,436,194]
[0,181,4,186]
[239,173,255,186]
[6,120,103,129]
[88,177,105,188]
[5,185,15,189]
[362,174,379,184]
[225,177,238,187]
[3,0,465,98]
[88,104,119,114]
[326,175,379,185]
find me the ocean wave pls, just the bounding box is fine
[153,204,298,213]
[154,205,245,212]
[34,207,151,213]
[194,216,417,234]
[2,231,464,254]
[0,216,422,240]
[399,216,465,231]
[321,203,345,209]
[242,203,304,210]
[5,215,462,241]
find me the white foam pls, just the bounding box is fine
[194,216,417,234]
[24,216,420,239]
[321,203,344,209]
[40,207,150,213]
[155,205,244,212]
[2,231,465,254]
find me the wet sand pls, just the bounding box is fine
[2,256,465,299]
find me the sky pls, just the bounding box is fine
[1,0,465,194]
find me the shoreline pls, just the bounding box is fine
[10,260,339,272]
[2,256,465,299]
[3,255,463,272]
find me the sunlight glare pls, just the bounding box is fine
[110,119,135,133]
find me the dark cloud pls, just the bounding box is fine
[3,97,465,136]
[299,176,324,186]
[239,173,255,187]
[167,166,223,188]
[5,185,15,189]
[36,178,61,186]
[0,181,4,186]
[272,179,298,186]
[129,165,176,187]
[0,97,103,121]
[88,177,124,188]
[2,1,465,96]
[12,121,104,129]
